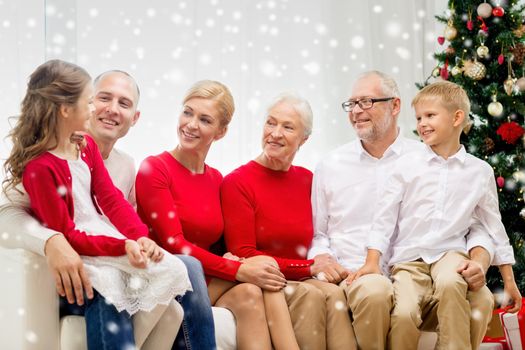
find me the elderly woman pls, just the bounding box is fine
[221,93,357,350]
[135,80,292,350]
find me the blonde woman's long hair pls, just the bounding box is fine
[3,59,91,194]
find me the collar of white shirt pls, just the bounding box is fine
[423,144,467,164]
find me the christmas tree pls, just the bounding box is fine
[422,0,525,293]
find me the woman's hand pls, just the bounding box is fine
[235,256,286,291]
[137,237,164,263]
[223,252,242,261]
[125,240,147,269]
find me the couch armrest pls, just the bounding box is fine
[0,247,59,349]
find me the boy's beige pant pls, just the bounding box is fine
[284,280,357,350]
[390,251,494,350]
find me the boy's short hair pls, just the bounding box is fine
[412,81,471,127]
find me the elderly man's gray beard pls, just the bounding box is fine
[356,109,396,142]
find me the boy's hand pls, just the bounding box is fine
[456,260,486,291]
[345,262,381,285]
[126,240,147,269]
[137,237,164,263]
[501,279,522,313]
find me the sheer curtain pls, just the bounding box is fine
[0,0,447,175]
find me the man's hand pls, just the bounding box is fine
[310,253,348,284]
[44,234,93,305]
[236,256,286,291]
[457,260,486,291]
[345,262,381,285]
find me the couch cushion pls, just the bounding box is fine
[59,307,237,350]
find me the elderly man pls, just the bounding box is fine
[0,70,216,349]
[307,70,495,350]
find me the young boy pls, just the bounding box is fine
[352,81,521,349]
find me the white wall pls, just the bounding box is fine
[1,0,447,176]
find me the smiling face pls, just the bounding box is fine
[261,101,307,165]
[177,97,227,153]
[88,72,140,144]
[348,75,399,142]
[414,97,464,150]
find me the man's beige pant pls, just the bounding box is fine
[389,251,494,350]
[306,279,358,349]
[284,280,357,350]
[342,274,394,350]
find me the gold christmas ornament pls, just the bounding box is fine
[451,66,463,76]
[514,24,525,38]
[444,22,458,41]
[487,95,503,117]
[432,67,441,77]
[503,76,516,95]
[516,77,525,92]
[476,2,493,18]
[463,60,486,80]
[476,45,489,58]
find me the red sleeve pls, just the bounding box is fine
[23,161,126,256]
[135,157,240,281]
[85,136,147,241]
[221,174,313,280]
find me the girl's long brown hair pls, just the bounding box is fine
[3,59,91,194]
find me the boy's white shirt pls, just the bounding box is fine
[367,144,514,267]
[0,147,136,256]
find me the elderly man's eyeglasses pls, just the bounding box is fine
[341,97,395,112]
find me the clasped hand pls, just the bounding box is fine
[125,237,164,269]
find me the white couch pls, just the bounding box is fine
[0,247,237,350]
[1,246,442,350]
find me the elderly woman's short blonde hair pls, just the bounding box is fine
[267,92,313,136]
[183,80,235,127]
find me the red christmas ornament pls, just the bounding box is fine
[437,36,445,45]
[467,20,474,31]
[440,59,449,80]
[496,121,525,144]
[497,176,505,188]
[498,54,505,65]
[477,16,489,32]
[492,6,504,17]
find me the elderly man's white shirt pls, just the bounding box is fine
[307,135,496,272]
[367,145,514,266]
[0,148,136,255]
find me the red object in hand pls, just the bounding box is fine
[497,176,505,188]
[467,20,474,31]
[497,121,525,144]
[437,36,445,45]
[498,54,505,65]
[493,6,505,17]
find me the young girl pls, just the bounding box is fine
[3,59,191,350]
